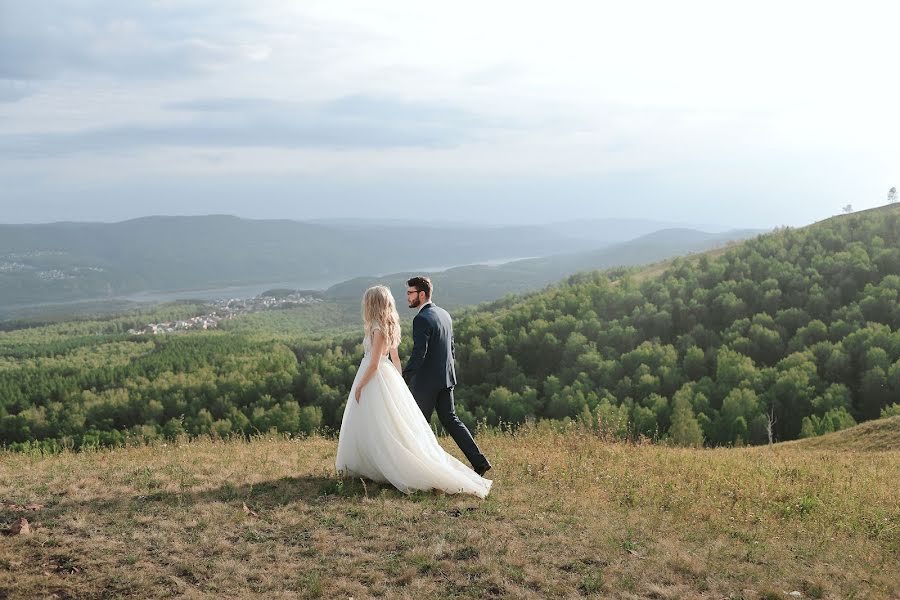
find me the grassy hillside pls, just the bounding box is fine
[1,427,897,599]
[781,415,900,451]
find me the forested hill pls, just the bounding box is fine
[1,205,898,451]
[299,204,900,446]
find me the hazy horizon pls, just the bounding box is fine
[2,1,897,228]
[1,212,745,232]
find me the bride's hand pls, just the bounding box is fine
[355,386,362,403]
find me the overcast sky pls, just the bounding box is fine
[1,1,898,227]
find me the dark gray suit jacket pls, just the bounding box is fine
[402,303,457,395]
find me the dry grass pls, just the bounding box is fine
[780,416,900,452]
[1,425,898,599]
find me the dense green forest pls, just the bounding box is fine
[2,206,899,451]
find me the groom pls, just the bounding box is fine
[402,276,492,476]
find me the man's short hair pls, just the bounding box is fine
[407,276,433,299]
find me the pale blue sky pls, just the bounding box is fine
[1,1,897,227]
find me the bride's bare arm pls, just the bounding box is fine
[355,329,388,402]
[390,346,402,373]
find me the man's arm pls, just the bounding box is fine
[389,345,402,374]
[402,313,431,384]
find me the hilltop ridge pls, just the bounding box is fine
[780,415,900,451]
[1,427,897,599]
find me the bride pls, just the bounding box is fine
[335,285,492,498]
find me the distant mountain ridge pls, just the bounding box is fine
[0,215,745,313]
[0,215,588,309]
[545,218,735,245]
[324,227,763,308]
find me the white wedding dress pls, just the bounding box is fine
[335,326,492,498]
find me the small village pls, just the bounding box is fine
[127,291,323,335]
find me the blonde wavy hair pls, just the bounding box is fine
[362,286,401,348]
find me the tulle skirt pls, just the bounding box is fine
[335,355,492,499]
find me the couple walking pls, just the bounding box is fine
[335,276,492,499]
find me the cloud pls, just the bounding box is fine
[0,1,264,81]
[463,63,525,86]
[0,79,33,102]
[320,95,484,127]
[0,95,501,158]
[1,1,897,228]
[164,95,487,125]
[164,97,281,112]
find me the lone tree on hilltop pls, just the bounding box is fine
[889,187,898,203]
[842,204,854,214]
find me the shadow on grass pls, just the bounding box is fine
[37,474,423,520]
[189,474,404,507]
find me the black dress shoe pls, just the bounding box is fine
[475,462,492,477]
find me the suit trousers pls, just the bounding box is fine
[414,386,487,471]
